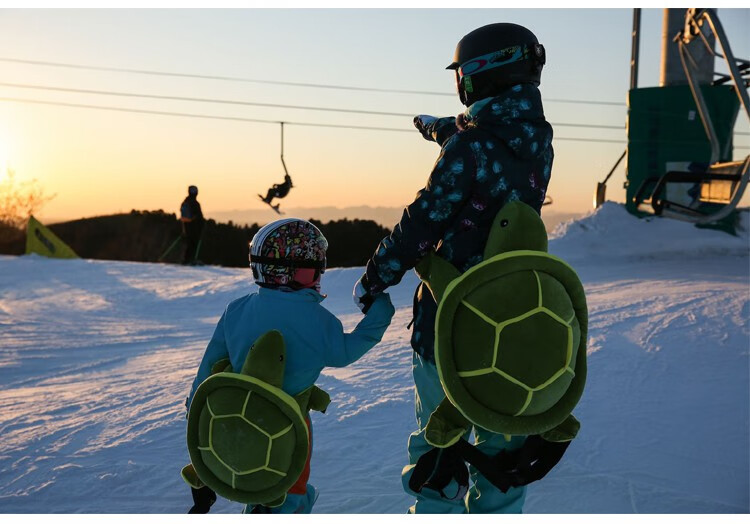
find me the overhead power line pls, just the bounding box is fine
[547,98,623,107]
[0,81,414,118]
[0,96,414,132]
[0,56,454,97]
[0,81,627,131]
[0,56,625,107]
[2,95,746,149]
[8,80,746,136]
[0,95,632,144]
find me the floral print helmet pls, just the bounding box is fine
[249,218,328,291]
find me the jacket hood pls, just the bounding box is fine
[461,83,553,160]
[257,285,326,303]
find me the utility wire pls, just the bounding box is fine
[0,96,413,133]
[547,98,623,107]
[1,95,747,147]
[0,57,455,97]
[0,56,625,106]
[0,95,633,143]
[0,81,627,130]
[6,80,746,135]
[0,81,414,118]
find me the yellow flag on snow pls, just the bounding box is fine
[25,216,78,259]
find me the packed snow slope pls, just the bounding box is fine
[0,203,748,514]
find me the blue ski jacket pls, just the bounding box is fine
[362,84,553,363]
[187,286,395,409]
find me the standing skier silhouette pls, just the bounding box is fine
[180,185,204,265]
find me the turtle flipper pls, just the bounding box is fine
[307,386,331,413]
[210,358,232,375]
[293,385,331,414]
[181,463,205,489]
[415,252,462,303]
[539,414,580,443]
[266,494,287,508]
[425,398,472,448]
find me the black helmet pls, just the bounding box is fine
[447,23,546,106]
[188,185,198,196]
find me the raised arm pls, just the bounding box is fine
[414,115,460,146]
[362,136,475,294]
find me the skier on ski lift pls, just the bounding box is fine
[259,123,294,213]
[260,173,294,207]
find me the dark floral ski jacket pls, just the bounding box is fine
[361,83,554,363]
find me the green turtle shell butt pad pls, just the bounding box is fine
[435,251,587,437]
[186,331,310,505]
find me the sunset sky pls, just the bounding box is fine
[0,7,748,223]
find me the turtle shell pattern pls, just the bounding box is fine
[187,372,309,505]
[435,250,587,436]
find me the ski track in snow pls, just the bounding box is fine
[0,204,748,513]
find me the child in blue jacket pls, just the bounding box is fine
[187,218,395,514]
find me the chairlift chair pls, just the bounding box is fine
[638,8,750,225]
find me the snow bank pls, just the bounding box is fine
[550,202,749,262]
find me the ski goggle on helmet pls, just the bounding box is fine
[446,23,545,106]
[249,218,328,291]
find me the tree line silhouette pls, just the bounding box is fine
[0,209,393,269]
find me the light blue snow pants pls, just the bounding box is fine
[243,485,317,514]
[401,352,528,514]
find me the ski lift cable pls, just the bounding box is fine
[0,56,624,107]
[0,81,422,118]
[0,96,410,132]
[0,81,627,130]
[6,79,748,135]
[2,96,748,149]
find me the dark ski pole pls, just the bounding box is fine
[192,237,204,264]
[192,225,206,264]
[158,235,183,262]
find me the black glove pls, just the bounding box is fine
[409,444,469,501]
[456,435,570,493]
[413,114,439,141]
[353,274,375,314]
[188,486,217,514]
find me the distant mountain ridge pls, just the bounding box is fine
[211,206,405,229]
[211,205,582,233]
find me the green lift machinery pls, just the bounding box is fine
[596,8,749,228]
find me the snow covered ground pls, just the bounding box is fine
[0,203,748,513]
